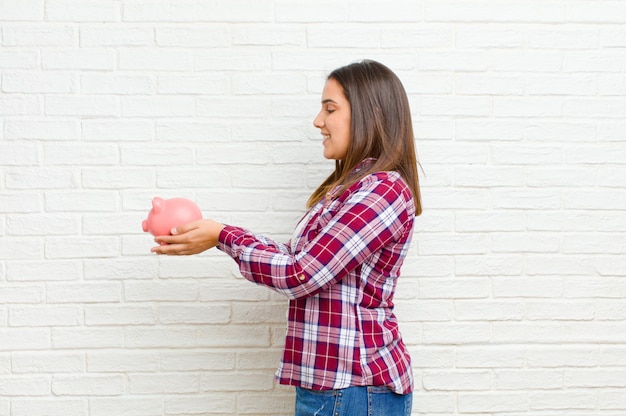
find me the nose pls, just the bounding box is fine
[313,110,324,129]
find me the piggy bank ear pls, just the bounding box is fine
[152,197,166,213]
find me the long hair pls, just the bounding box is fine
[307,60,422,216]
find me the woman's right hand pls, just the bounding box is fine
[151,219,225,255]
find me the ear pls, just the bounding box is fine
[152,197,165,213]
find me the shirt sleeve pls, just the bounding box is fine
[218,175,412,299]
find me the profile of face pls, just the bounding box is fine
[313,78,351,161]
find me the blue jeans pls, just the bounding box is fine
[295,386,412,416]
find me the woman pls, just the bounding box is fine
[152,59,422,416]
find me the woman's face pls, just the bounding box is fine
[313,78,351,161]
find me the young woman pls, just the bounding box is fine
[152,59,422,416]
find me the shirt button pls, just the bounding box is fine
[298,275,306,281]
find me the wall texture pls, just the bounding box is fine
[1,0,626,415]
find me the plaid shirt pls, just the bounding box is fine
[218,163,415,394]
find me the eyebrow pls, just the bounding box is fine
[321,99,338,104]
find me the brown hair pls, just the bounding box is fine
[307,60,422,216]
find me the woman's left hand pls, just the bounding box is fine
[151,219,225,255]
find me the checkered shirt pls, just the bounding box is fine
[218,167,415,394]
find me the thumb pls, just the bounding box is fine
[171,219,202,236]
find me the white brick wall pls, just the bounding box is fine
[1,0,625,414]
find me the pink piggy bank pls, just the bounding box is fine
[142,197,202,237]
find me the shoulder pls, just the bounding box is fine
[345,171,415,215]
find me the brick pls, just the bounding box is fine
[82,168,154,189]
[418,50,489,71]
[11,399,86,416]
[9,306,81,327]
[381,25,452,48]
[52,375,125,396]
[529,390,597,410]
[0,96,41,116]
[159,73,229,95]
[42,49,116,70]
[456,346,525,368]
[52,328,123,349]
[85,305,157,325]
[424,0,492,21]
[420,278,490,299]
[526,74,596,95]
[0,238,43,260]
[0,285,43,304]
[394,300,450,322]
[164,395,235,414]
[45,95,119,117]
[423,323,491,344]
[526,255,595,276]
[80,24,154,47]
[4,119,79,141]
[455,300,524,321]
[124,280,198,302]
[3,70,77,94]
[121,96,195,117]
[87,351,159,373]
[564,276,626,298]
[118,48,193,71]
[496,369,563,389]
[5,168,79,190]
[418,233,489,255]
[275,0,347,22]
[1,24,76,47]
[0,0,44,21]
[12,352,84,373]
[45,236,119,259]
[156,121,229,142]
[7,261,81,282]
[124,327,197,348]
[156,25,230,47]
[158,303,231,324]
[565,0,626,22]
[0,328,50,351]
[120,145,194,166]
[599,74,626,96]
[80,73,154,95]
[456,25,525,48]
[82,120,154,142]
[0,143,41,166]
[528,27,599,48]
[83,258,157,280]
[45,0,120,22]
[129,373,199,394]
[47,282,121,304]
[423,370,492,391]
[44,190,118,211]
[161,350,236,371]
[88,398,162,416]
[493,50,562,72]
[493,0,564,22]
[565,50,626,72]
[0,51,38,69]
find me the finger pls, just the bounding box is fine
[172,220,201,236]
[151,242,186,255]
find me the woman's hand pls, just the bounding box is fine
[151,219,225,255]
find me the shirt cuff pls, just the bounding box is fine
[217,224,245,253]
